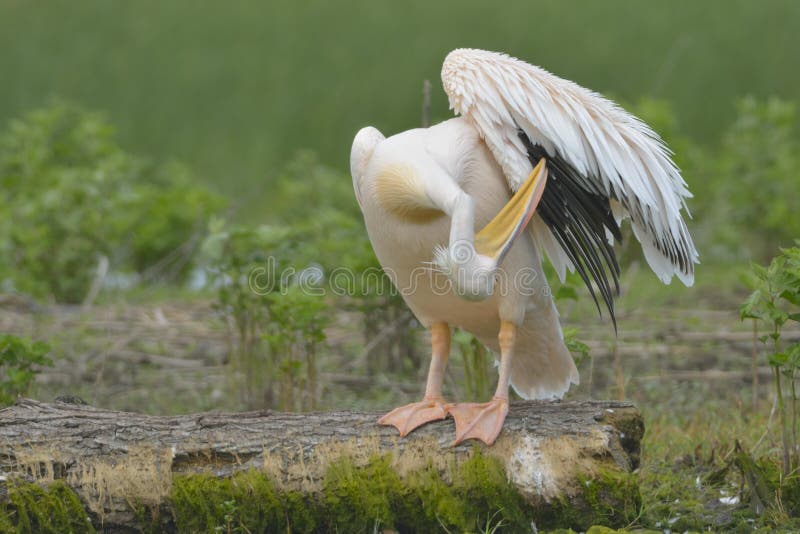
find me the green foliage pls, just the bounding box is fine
[202,212,333,411]
[122,161,225,281]
[0,101,223,302]
[563,328,590,368]
[552,272,593,367]
[0,101,136,302]
[2,480,95,533]
[271,151,421,377]
[269,152,371,274]
[201,218,298,409]
[716,98,800,260]
[263,285,330,411]
[0,334,52,406]
[741,246,800,476]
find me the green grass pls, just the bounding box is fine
[637,402,800,532]
[1,1,799,217]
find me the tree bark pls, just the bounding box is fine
[0,398,643,532]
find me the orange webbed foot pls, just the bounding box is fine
[377,396,448,437]
[446,396,509,445]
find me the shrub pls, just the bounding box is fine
[741,245,800,476]
[263,285,330,411]
[0,100,223,302]
[711,98,800,261]
[0,334,52,406]
[201,218,297,409]
[272,151,422,375]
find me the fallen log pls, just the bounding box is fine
[0,398,643,533]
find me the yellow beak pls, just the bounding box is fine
[475,158,548,263]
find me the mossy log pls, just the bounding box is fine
[0,398,643,533]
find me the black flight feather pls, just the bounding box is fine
[517,129,622,329]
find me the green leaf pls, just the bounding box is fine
[740,289,765,321]
[0,335,53,406]
[769,352,789,367]
[787,343,800,368]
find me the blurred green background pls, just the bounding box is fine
[2,0,798,217]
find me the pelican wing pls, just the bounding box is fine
[442,48,698,322]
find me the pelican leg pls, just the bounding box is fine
[378,323,450,436]
[446,320,515,445]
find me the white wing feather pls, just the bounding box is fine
[441,48,698,286]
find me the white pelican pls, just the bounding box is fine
[350,49,697,445]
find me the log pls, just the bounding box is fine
[0,398,643,533]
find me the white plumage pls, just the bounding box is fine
[351,49,697,445]
[441,49,697,286]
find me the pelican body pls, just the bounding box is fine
[350,49,697,445]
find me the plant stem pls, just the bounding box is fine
[792,369,797,470]
[614,338,625,401]
[775,365,790,477]
[475,339,490,399]
[462,337,475,398]
[773,318,792,477]
[306,339,317,411]
[753,319,759,411]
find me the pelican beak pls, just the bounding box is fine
[475,158,548,264]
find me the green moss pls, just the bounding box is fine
[449,451,529,531]
[167,452,644,533]
[171,469,316,533]
[401,451,528,533]
[322,454,409,532]
[283,490,320,534]
[2,480,95,533]
[582,470,641,526]
[539,468,641,531]
[317,450,530,533]
[0,515,14,534]
[600,408,645,469]
[584,527,628,534]
[168,451,535,533]
[405,463,468,531]
[0,455,644,533]
[133,503,166,534]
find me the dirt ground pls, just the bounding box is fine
[3,295,797,416]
